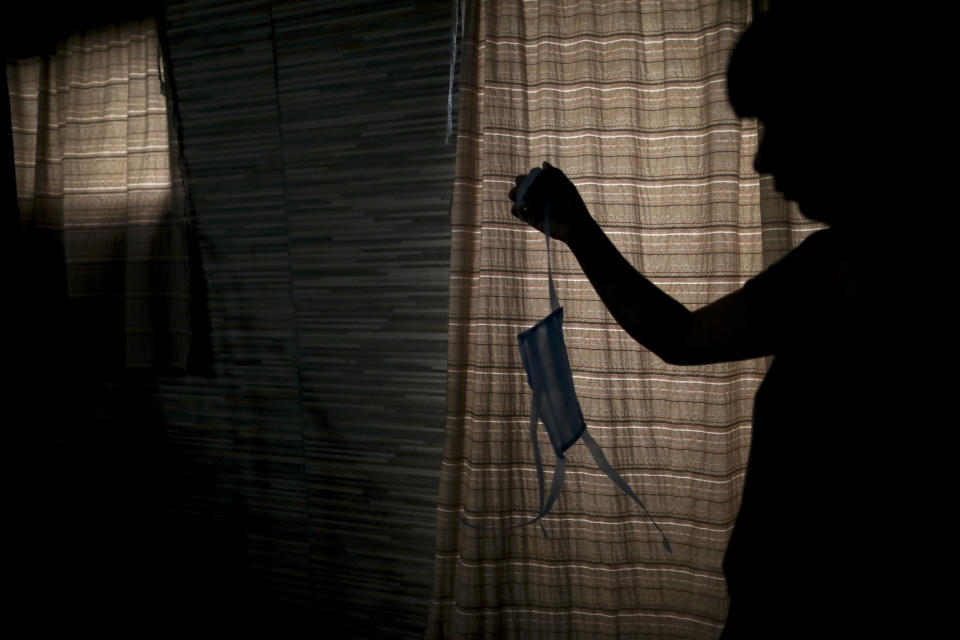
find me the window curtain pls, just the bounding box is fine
[429,1,818,637]
[6,15,191,371]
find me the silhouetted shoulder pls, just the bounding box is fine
[741,229,870,351]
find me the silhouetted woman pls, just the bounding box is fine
[510,6,936,638]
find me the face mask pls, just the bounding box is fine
[463,172,672,553]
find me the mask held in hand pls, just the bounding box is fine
[462,168,672,553]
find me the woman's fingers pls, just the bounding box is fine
[509,167,552,223]
[508,174,528,204]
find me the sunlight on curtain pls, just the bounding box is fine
[427,1,814,638]
[6,16,190,370]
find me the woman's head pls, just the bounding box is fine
[727,6,890,227]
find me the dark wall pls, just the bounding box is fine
[4,1,455,636]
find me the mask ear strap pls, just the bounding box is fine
[580,431,673,553]
[544,201,560,312]
[460,350,559,537]
[527,384,549,538]
[511,373,568,538]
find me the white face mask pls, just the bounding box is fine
[463,179,671,553]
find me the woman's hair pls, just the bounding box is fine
[726,5,875,122]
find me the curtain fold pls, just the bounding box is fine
[429,2,812,637]
[6,16,190,371]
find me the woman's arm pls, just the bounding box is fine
[512,163,772,365]
[567,219,771,365]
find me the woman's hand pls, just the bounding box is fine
[508,162,594,244]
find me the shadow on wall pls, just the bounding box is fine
[1,223,299,629]
[1,7,309,629]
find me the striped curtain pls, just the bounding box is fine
[429,1,816,638]
[6,16,190,370]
